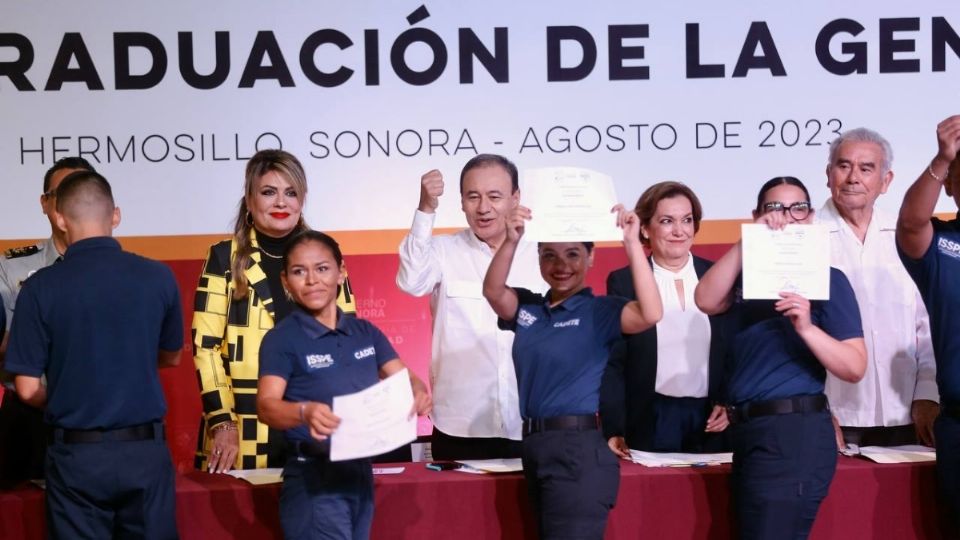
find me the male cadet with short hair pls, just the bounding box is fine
[897,115,960,528]
[397,154,546,460]
[5,170,183,539]
[818,128,939,448]
[0,156,95,487]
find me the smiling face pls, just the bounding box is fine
[460,164,519,249]
[642,195,695,266]
[756,183,814,225]
[247,170,303,238]
[538,242,593,302]
[281,239,344,316]
[826,140,893,216]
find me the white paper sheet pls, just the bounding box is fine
[456,458,524,473]
[741,223,830,300]
[858,445,936,464]
[330,368,416,462]
[628,450,733,467]
[521,166,622,242]
[226,468,283,485]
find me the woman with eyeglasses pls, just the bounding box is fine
[695,176,867,540]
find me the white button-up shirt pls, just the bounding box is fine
[397,210,546,440]
[818,199,938,427]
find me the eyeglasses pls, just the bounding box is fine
[761,201,811,220]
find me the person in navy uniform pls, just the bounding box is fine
[600,181,731,457]
[0,156,95,488]
[896,115,960,533]
[257,230,431,540]
[483,204,662,539]
[695,176,866,540]
[5,170,184,539]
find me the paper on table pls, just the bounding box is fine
[330,368,416,462]
[521,166,622,242]
[629,450,733,467]
[373,467,406,475]
[456,458,524,473]
[741,223,830,300]
[858,445,936,464]
[226,468,283,485]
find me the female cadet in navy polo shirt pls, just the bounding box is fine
[256,231,431,540]
[483,204,663,539]
[695,177,866,540]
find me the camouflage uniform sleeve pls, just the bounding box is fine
[192,243,236,427]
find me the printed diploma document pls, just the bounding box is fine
[521,166,622,242]
[741,223,830,300]
[330,368,416,462]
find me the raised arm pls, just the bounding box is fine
[897,116,960,259]
[397,170,445,296]
[616,206,662,334]
[694,240,743,316]
[482,206,529,321]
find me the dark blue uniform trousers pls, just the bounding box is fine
[935,414,960,535]
[45,429,176,539]
[280,456,373,540]
[522,429,620,540]
[730,410,836,540]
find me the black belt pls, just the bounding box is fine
[50,422,163,444]
[942,403,960,420]
[287,440,328,458]
[522,414,599,436]
[726,394,828,425]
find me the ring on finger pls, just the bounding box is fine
[215,448,222,456]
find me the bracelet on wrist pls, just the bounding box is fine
[211,421,237,434]
[928,162,946,184]
[299,403,306,425]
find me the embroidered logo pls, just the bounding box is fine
[517,309,537,328]
[553,318,580,328]
[938,237,960,261]
[354,346,376,360]
[306,354,333,369]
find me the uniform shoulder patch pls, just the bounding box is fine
[4,244,39,259]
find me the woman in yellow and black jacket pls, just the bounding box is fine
[193,150,356,472]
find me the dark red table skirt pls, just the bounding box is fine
[0,457,949,539]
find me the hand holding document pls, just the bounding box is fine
[330,369,416,462]
[522,167,622,242]
[741,223,830,300]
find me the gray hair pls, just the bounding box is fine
[828,128,893,175]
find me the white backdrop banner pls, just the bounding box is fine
[1,1,957,238]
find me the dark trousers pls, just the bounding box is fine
[280,455,374,540]
[0,389,46,487]
[430,427,523,460]
[935,415,960,536]
[45,427,176,540]
[649,394,728,453]
[522,429,620,540]
[840,424,918,447]
[730,410,836,540]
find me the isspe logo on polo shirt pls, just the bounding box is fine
[517,309,538,328]
[354,346,376,360]
[938,237,960,261]
[306,354,334,369]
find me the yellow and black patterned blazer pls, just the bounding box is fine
[192,232,356,470]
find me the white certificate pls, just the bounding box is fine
[330,368,416,462]
[741,223,830,300]
[521,166,622,242]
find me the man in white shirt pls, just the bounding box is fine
[397,154,545,460]
[820,128,939,447]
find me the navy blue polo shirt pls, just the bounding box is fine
[500,287,627,419]
[726,268,862,405]
[898,216,960,405]
[4,237,183,429]
[259,308,398,443]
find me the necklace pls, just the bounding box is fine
[259,247,282,260]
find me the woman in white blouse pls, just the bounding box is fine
[600,181,731,456]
